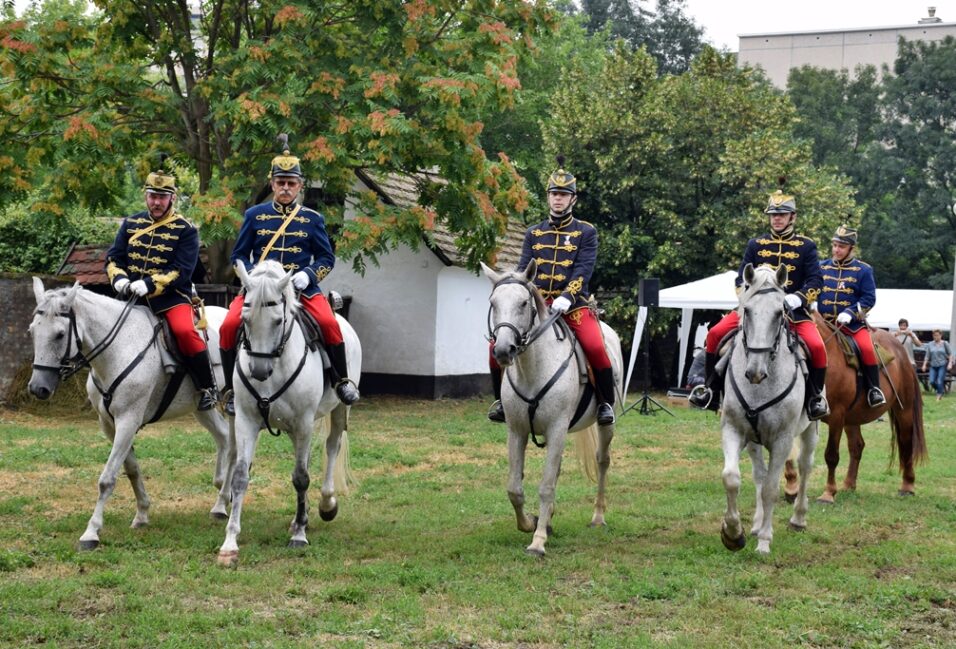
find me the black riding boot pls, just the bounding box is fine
[184,349,218,412]
[220,347,236,416]
[488,366,505,423]
[688,352,721,411]
[807,366,830,420]
[863,363,887,407]
[328,342,360,405]
[594,366,616,425]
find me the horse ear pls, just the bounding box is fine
[32,276,46,305]
[523,259,537,283]
[480,261,503,284]
[776,264,788,288]
[63,281,81,308]
[278,271,292,291]
[743,263,755,286]
[235,262,251,289]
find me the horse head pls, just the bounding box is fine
[28,277,82,399]
[738,264,788,384]
[236,260,297,381]
[481,260,546,367]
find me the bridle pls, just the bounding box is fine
[32,295,139,380]
[240,293,295,360]
[486,277,564,353]
[738,286,788,360]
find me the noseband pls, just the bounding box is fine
[739,286,788,358]
[486,277,564,354]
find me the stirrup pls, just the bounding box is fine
[198,388,218,412]
[222,389,235,417]
[808,396,830,421]
[334,378,360,405]
[488,400,505,423]
[867,388,886,408]
[688,385,713,409]
[597,402,615,425]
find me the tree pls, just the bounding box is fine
[0,0,554,278]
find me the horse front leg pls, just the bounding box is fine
[590,424,613,528]
[218,417,260,567]
[753,437,792,555]
[526,427,566,557]
[123,446,151,529]
[748,443,768,537]
[287,420,314,548]
[720,423,746,552]
[789,422,818,531]
[196,408,234,519]
[79,414,140,550]
[817,420,844,504]
[506,428,535,535]
[843,424,865,492]
[318,406,349,522]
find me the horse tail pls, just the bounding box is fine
[574,423,599,483]
[888,369,928,471]
[318,414,356,495]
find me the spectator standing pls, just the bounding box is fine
[893,318,922,371]
[921,329,953,401]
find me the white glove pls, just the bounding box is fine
[784,294,802,310]
[836,311,853,325]
[113,277,130,296]
[291,271,310,291]
[551,296,572,313]
[129,280,149,297]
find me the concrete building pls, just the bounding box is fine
[738,7,956,88]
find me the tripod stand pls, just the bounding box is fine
[621,308,673,417]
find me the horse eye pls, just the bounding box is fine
[55,332,65,340]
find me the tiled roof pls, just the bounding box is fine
[355,169,526,269]
[57,243,110,285]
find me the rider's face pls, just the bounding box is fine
[271,176,303,205]
[831,241,852,262]
[547,191,574,214]
[145,191,174,219]
[769,211,794,233]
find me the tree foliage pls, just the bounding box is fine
[0,0,554,278]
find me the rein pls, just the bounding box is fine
[487,276,575,448]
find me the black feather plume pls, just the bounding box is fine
[277,133,289,152]
[556,154,565,168]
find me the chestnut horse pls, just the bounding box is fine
[785,313,927,503]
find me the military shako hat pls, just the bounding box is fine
[765,189,796,214]
[832,224,858,246]
[546,155,576,195]
[269,133,304,179]
[144,154,177,195]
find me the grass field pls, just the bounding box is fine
[1,390,956,648]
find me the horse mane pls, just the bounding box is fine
[246,260,299,311]
[499,267,549,315]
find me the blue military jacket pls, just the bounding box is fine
[517,214,597,311]
[818,256,876,333]
[736,230,823,324]
[231,200,334,298]
[106,211,199,313]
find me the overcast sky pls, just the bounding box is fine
[681,0,956,51]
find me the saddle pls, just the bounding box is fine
[832,328,895,370]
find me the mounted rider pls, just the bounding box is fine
[689,187,830,420]
[488,158,617,426]
[219,134,359,415]
[105,164,218,411]
[818,224,886,407]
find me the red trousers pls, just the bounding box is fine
[164,303,207,357]
[490,307,612,371]
[839,326,878,365]
[705,310,827,369]
[219,293,343,351]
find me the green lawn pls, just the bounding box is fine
[1,392,955,648]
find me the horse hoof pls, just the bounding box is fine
[210,511,229,521]
[77,539,100,551]
[720,527,746,552]
[783,492,797,504]
[588,520,607,528]
[287,539,309,549]
[131,520,149,529]
[525,546,545,558]
[788,521,807,532]
[816,495,835,505]
[898,490,916,497]
[217,550,239,568]
[319,504,338,522]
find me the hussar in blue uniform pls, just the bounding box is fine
[106,166,218,410]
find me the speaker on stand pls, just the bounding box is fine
[622,278,673,417]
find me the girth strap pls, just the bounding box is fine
[505,343,576,449]
[91,321,164,422]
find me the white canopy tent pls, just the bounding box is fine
[622,270,954,398]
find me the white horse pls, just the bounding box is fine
[719,264,818,555]
[482,261,623,557]
[217,260,360,567]
[27,278,234,550]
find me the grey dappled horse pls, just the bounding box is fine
[482,261,623,557]
[28,278,234,550]
[217,260,360,567]
[719,264,818,555]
